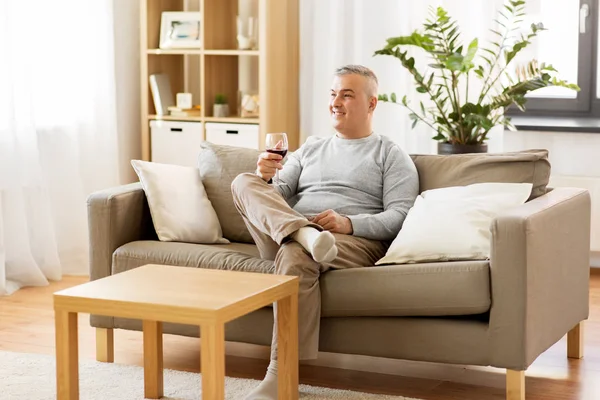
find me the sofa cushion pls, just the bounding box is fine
[409,149,551,200]
[130,159,229,244]
[113,240,489,317]
[321,260,490,317]
[112,240,273,275]
[375,182,532,265]
[197,142,262,243]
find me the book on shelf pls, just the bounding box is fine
[149,74,174,115]
[167,105,201,117]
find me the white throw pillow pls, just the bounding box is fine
[375,182,533,265]
[131,160,229,244]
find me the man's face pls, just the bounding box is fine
[329,74,374,135]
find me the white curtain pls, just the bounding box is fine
[0,1,121,295]
[300,0,505,153]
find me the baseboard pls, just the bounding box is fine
[224,342,507,389]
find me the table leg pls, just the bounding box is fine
[96,328,114,363]
[55,310,79,400]
[277,292,299,400]
[143,320,163,399]
[200,323,225,400]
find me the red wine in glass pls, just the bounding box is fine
[265,133,288,184]
[266,148,288,158]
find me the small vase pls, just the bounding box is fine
[213,104,230,118]
[437,142,488,155]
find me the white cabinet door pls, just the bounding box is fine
[150,120,203,167]
[205,123,259,150]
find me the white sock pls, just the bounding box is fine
[245,360,278,400]
[292,227,337,263]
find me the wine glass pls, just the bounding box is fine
[265,133,288,185]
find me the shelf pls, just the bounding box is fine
[141,0,299,161]
[146,49,259,56]
[204,117,259,124]
[148,115,203,122]
[148,115,259,124]
[204,49,259,56]
[146,49,203,55]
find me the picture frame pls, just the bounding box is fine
[159,12,202,49]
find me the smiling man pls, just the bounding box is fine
[231,64,419,399]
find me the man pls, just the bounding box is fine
[231,64,419,399]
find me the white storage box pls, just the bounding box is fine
[150,120,203,167]
[205,122,259,150]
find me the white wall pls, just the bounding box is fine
[113,0,141,184]
[503,129,600,265]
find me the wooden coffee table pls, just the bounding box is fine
[53,264,299,400]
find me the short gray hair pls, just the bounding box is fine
[334,65,378,97]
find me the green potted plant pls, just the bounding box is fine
[373,1,579,154]
[213,93,229,118]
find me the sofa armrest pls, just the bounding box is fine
[87,182,155,281]
[488,187,591,370]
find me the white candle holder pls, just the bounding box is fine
[236,16,257,50]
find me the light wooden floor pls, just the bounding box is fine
[1,274,599,400]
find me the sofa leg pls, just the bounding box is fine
[506,369,524,400]
[567,321,584,359]
[96,328,114,363]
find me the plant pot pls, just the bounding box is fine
[437,142,488,155]
[213,104,230,118]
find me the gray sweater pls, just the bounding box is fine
[276,133,419,241]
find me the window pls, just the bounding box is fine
[505,0,598,119]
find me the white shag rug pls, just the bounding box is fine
[0,351,421,400]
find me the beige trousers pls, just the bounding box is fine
[231,173,388,360]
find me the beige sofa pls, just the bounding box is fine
[87,143,591,400]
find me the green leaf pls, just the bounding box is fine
[416,86,428,93]
[427,72,435,88]
[411,118,419,129]
[445,53,464,71]
[432,132,447,141]
[439,96,449,109]
[531,22,545,33]
[461,38,478,71]
[401,95,408,106]
[428,63,445,69]
[498,10,509,22]
[460,102,480,116]
[481,48,496,57]
[541,64,558,72]
[505,39,530,64]
[390,92,397,103]
[473,65,485,78]
[449,34,460,51]
[420,101,426,115]
[382,31,435,51]
[489,74,573,110]
[481,55,494,66]
[481,118,493,130]
[447,26,459,41]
